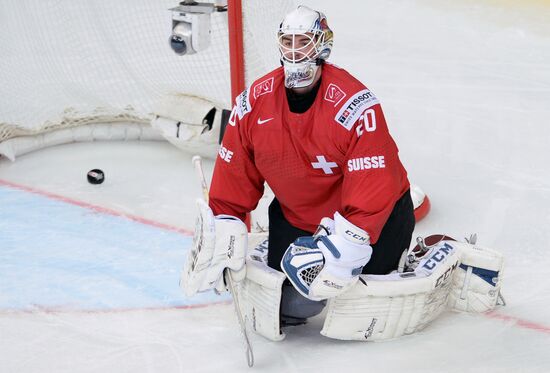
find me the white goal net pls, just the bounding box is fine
[0,0,294,159]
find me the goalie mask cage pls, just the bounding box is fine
[0,0,294,160]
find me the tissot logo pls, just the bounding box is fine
[334,89,380,130]
[236,89,251,119]
[324,83,346,106]
[239,89,248,112]
[337,91,375,124]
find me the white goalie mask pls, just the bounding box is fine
[278,6,333,89]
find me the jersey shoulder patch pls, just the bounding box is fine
[321,64,381,131]
[234,87,252,120]
[252,76,275,99]
[235,68,282,120]
[334,88,380,131]
[323,82,348,107]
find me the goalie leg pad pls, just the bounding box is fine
[447,242,504,313]
[321,276,452,341]
[240,258,287,341]
[321,239,462,341]
[181,199,216,296]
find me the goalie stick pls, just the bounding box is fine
[191,155,254,368]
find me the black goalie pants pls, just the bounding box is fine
[267,190,416,275]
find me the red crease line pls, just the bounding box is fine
[485,311,550,334]
[0,178,193,236]
[0,301,233,315]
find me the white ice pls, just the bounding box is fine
[1,0,550,372]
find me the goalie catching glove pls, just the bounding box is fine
[180,198,248,296]
[281,212,372,301]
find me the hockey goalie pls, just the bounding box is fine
[180,6,505,342]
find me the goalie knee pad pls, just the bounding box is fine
[447,242,504,313]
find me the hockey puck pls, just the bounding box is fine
[87,169,105,184]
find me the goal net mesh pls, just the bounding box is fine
[0,0,294,143]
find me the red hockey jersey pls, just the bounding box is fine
[209,63,410,244]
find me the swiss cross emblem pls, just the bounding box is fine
[311,155,338,175]
[324,83,346,106]
[253,77,274,99]
[338,110,350,124]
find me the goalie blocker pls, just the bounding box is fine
[238,234,504,342]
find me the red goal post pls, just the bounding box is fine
[228,0,246,103]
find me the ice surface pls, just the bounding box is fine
[1,1,549,372]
